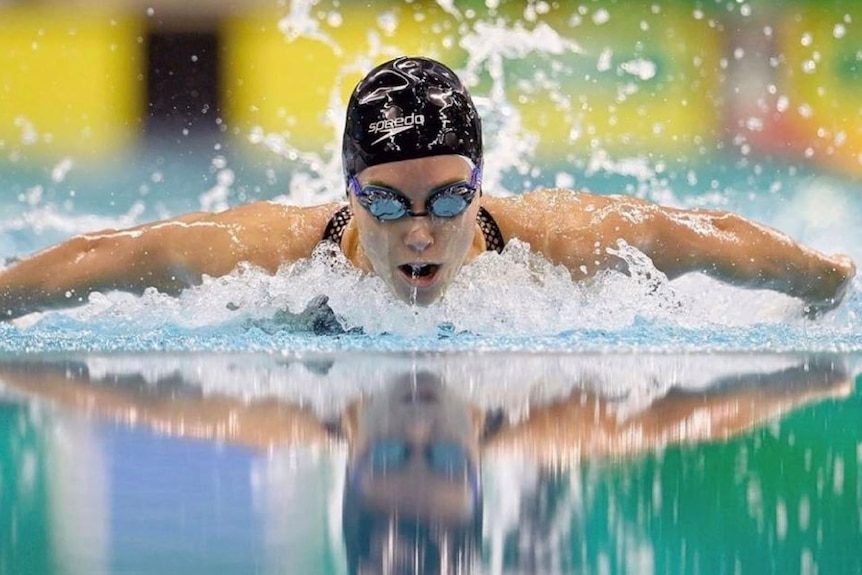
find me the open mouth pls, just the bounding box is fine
[398,263,441,286]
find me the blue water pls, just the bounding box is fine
[1,350,859,575]
[2,3,861,572]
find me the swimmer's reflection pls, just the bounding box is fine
[0,355,854,574]
[337,371,487,574]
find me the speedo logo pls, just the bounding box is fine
[368,113,425,145]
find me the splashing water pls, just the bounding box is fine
[2,234,858,354]
[409,273,418,308]
[1,8,860,575]
[247,3,588,201]
[0,2,859,354]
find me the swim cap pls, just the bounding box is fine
[342,56,483,179]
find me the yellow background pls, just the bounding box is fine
[0,7,143,158]
[1,1,860,176]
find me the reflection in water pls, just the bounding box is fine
[0,353,858,574]
[340,371,485,574]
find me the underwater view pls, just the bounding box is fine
[0,0,860,574]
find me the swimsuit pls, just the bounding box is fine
[321,205,505,253]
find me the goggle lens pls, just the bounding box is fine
[368,197,409,220]
[367,439,469,481]
[428,189,470,217]
[351,167,481,222]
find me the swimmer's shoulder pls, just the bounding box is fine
[480,188,605,238]
[204,200,338,232]
[195,200,344,264]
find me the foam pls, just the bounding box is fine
[3,235,858,353]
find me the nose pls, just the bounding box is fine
[404,220,434,253]
[404,418,434,446]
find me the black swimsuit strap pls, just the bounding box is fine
[320,204,505,253]
[321,205,353,246]
[477,206,505,253]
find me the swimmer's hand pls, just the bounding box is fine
[244,295,347,335]
[802,254,856,319]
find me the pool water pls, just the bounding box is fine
[1,351,859,575]
[1,128,861,575]
[1,7,862,570]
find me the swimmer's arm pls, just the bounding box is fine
[617,199,856,314]
[488,191,854,314]
[0,202,337,320]
[485,360,852,465]
[0,361,330,449]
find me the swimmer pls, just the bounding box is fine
[0,56,855,320]
[0,355,852,573]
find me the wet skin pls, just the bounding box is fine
[0,155,855,318]
[347,155,486,306]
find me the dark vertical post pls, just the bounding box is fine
[145,31,221,138]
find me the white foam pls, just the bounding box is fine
[41,233,827,340]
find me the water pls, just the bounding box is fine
[1,352,860,574]
[1,148,859,353]
[8,157,859,575]
[2,1,862,573]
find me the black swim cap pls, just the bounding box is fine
[342,56,483,179]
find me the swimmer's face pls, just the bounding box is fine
[350,155,482,306]
[348,371,481,524]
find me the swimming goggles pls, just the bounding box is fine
[349,166,481,222]
[349,438,483,512]
[361,438,471,482]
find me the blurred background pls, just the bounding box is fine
[0,0,860,186]
[2,6,861,573]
